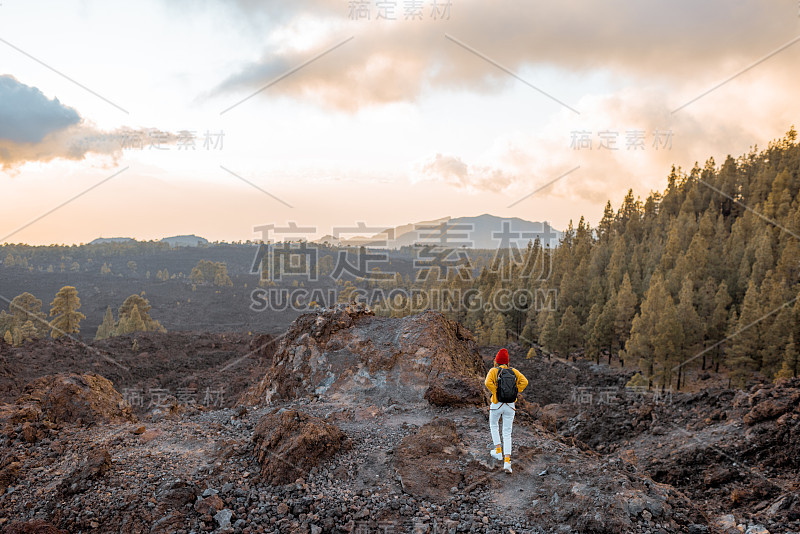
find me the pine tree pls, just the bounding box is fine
[626,273,668,380]
[614,273,637,353]
[727,280,762,387]
[653,292,683,389]
[707,281,732,371]
[762,305,792,377]
[119,304,146,335]
[3,330,11,345]
[675,277,702,389]
[8,292,46,339]
[473,319,488,345]
[585,302,603,363]
[0,311,11,339]
[49,286,86,338]
[590,297,615,365]
[214,268,233,287]
[117,294,165,333]
[540,313,558,354]
[750,230,774,287]
[18,320,37,343]
[557,306,581,356]
[95,306,116,340]
[776,335,798,379]
[489,313,506,345]
[519,311,537,348]
[597,201,615,242]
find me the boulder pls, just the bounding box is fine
[743,398,793,425]
[7,373,134,426]
[252,409,351,485]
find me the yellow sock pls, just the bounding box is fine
[495,445,502,454]
[504,455,510,463]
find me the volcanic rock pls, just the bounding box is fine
[251,408,351,485]
[241,304,486,407]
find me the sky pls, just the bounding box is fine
[1,0,799,245]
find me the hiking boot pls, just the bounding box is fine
[503,457,512,473]
[490,446,503,461]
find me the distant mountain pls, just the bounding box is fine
[160,235,209,248]
[89,237,135,245]
[316,214,561,249]
[315,216,451,247]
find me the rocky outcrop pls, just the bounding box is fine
[3,373,133,427]
[251,409,351,485]
[742,379,800,425]
[240,304,487,407]
[0,373,134,443]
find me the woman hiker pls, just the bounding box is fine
[484,348,528,473]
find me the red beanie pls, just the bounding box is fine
[495,348,509,366]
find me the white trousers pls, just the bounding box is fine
[489,402,515,456]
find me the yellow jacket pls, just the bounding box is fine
[484,365,528,404]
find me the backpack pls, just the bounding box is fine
[496,367,518,403]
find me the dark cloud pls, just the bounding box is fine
[0,75,81,143]
[0,76,180,171]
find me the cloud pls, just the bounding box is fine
[414,153,515,193]
[0,75,180,172]
[0,75,81,143]
[206,0,800,200]
[412,83,799,203]
[211,0,799,111]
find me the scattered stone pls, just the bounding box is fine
[214,508,233,529]
[194,495,224,515]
